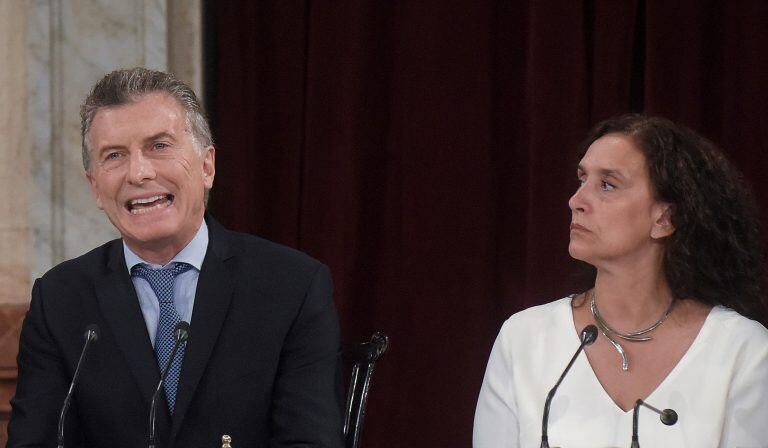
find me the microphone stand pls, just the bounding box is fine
[148,321,190,448]
[631,398,678,448]
[540,325,597,448]
[58,324,100,448]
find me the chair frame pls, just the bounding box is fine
[342,332,389,448]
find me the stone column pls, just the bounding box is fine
[0,1,32,443]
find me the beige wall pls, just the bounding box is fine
[0,0,203,306]
[0,0,31,305]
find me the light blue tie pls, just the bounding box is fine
[131,262,193,414]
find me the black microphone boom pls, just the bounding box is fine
[148,321,190,448]
[58,324,100,448]
[631,398,678,448]
[540,325,598,448]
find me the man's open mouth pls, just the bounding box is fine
[126,194,174,215]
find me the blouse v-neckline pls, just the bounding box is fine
[565,296,717,415]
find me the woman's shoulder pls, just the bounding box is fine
[498,296,575,336]
[707,306,768,347]
[490,296,580,366]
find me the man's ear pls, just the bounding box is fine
[85,170,105,210]
[202,146,215,189]
[651,203,675,239]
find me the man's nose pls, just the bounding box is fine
[127,151,156,184]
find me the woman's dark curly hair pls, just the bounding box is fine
[577,114,768,325]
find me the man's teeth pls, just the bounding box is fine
[130,202,170,214]
[130,195,167,205]
[128,195,172,214]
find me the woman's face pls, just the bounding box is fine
[568,133,673,267]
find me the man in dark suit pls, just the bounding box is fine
[7,68,343,447]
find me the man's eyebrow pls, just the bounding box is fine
[95,132,178,155]
[142,132,176,144]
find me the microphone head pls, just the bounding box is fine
[84,324,100,342]
[173,321,191,342]
[660,409,678,426]
[581,325,598,346]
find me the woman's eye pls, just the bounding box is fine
[601,180,616,191]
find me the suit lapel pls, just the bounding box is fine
[95,241,160,405]
[95,241,172,439]
[171,218,236,442]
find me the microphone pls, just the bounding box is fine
[58,324,100,448]
[148,321,190,448]
[630,398,677,448]
[540,325,598,448]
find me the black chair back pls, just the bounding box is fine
[342,332,389,448]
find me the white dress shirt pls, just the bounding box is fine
[123,220,209,346]
[474,296,768,448]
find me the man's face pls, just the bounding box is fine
[86,92,215,257]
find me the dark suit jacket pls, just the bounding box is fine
[8,217,343,448]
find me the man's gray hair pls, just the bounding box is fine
[80,67,213,171]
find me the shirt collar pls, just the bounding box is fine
[123,220,209,272]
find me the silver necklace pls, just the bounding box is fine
[590,291,673,371]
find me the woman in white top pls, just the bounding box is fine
[474,114,768,448]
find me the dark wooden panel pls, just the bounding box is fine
[0,303,28,446]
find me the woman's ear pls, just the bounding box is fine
[651,203,675,239]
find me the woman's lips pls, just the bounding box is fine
[570,223,589,232]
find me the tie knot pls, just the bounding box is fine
[131,262,193,303]
[132,262,193,279]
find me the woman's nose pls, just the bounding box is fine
[568,184,587,212]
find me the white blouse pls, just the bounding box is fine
[473,297,768,448]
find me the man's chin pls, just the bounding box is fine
[117,218,180,245]
[122,230,176,247]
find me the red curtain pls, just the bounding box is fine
[210,2,768,446]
